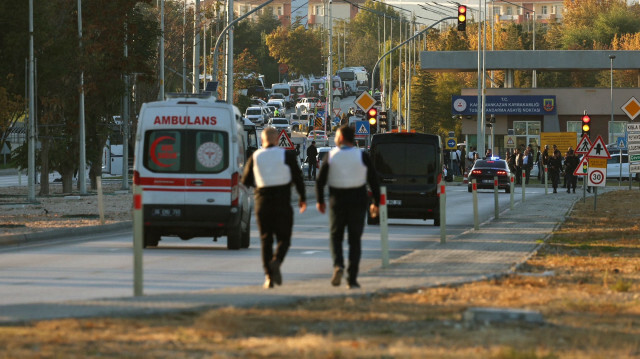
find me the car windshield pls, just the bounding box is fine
[474,160,507,169]
[246,109,261,115]
[272,119,288,125]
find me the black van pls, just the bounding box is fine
[368,132,442,226]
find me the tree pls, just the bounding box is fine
[265,25,322,76]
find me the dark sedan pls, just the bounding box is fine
[468,159,511,193]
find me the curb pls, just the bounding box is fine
[0,221,132,248]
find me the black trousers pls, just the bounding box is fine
[255,198,293,275]
[328,186,368,282]
[565,173,577,190]
[308,162,317,179]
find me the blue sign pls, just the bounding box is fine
[355,121,370,136]
[617,137,627,149]
[452,95,557,115]
[447,139,456,148]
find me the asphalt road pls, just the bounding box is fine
[0,185,546,306]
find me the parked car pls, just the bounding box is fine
[607,153,640,180]
[244,106,268,126]
[267,117,292,138]
[468,159,511,193]
[301,146,333,176]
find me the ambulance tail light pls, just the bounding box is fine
[133,170,140,185]
[231,172,239,206]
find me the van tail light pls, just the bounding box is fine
[497,170,507,176]
[133,170,140,185]
[231,172,239,206]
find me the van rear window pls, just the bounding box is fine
[144,130,228,173]
[373,143,437,178]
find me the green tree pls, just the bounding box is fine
[265,25,322,76]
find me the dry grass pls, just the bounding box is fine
[1,190,639,358]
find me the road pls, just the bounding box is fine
[0,186,547,306]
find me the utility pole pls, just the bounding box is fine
[159,0,165,100]
[327,0,333,132]
[77,0,87,194]
[193,0,200,93]
[27,0,35,201]
[122,23,130,190]
[225,0,234,103]
[182,0,187,92]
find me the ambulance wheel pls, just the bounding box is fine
[240,217,251,249]
[143,230,160,248]
[367,213,379,225]
[227,226,242,250]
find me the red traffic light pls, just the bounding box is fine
[368,108,377,117]
[457,5,467,31]
[582,115,591,124]
[581,114,591,134]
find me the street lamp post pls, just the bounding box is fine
[609,54,616,145]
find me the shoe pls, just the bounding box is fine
[331,267,344,286]
[573,189,576,193]
[553,189,557,193]
[346,280,361,289]
[269,260,282,286]
[263,276,274,289]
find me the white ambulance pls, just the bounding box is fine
[133,93,253,249]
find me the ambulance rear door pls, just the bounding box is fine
[139,104,188,217]
[183,104,234,216]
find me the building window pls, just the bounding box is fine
[506,6,512,15]
[277,6,282,16]
[541,5,548,15]
[517,8,522,15]
[494,7,501,16]
[314,5,323,16]
[551,5,557,14]
[567,121,582,143]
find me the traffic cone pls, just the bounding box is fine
[463,170,469,184]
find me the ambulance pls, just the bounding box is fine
[133,93,253,249]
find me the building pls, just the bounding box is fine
[491,0,564,26]
[306,0,363,28]
[232,0,293,26]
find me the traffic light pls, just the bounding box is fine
[368,107,378,133]
[457,5,467,31]
[379,111,388,131]
[581,114,591,138]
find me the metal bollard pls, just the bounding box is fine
[510,174,514,209]
[544,165,548,195]
[379,186,389,268]
[472,179,479,230]
[521,169,526,202]
[493,176,499,219]
[440,182,446,244]
[133,185,144,296]
[97,176,105,225]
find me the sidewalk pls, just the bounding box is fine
[0,189,580,324]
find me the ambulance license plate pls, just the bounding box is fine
[152,208,182,217]
[387,199,402,205]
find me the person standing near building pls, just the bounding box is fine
[541,145,550,183]
[306,140,318,180]
[242,127,307,289]
[524,147,533,184]
[549,149,563,193]
[316,125,380,289]
[564,149,579,193]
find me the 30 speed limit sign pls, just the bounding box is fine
[588,168,606,187]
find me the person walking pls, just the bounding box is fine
[515,148,524,185]
[549,149,563,193]
[564,149,579,193]
[306,140,318,180]
[241,127,307,289]
[316,125,380,289]
[524,148,533,184]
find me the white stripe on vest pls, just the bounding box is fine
[252,147,291,188]
[327,147,367,189]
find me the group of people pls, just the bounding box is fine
[505,144,581,193]
[505,146,535,185]
[242,126,379,290]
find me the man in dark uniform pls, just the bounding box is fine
[316,125,380,289]
[242,127,306,289]
[306,140,318,180]
[549,149,563,193]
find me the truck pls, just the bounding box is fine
[271,83,293,107]
[336,67,368,96]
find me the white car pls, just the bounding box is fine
[267,117,292,138]
[295,97,319,113]
[607,153,640,180]
[244,106,268,126]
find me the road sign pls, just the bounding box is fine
[354,91,375,112]
[278,63,288,74]
[0,143,9,155]
[630,154,640,162]
[628,133,640,143]
[504,135,516,149]
[628,143,640,152]
[588,167,606,187]
[355,121,370,138]
[540,132,577,154]
[446,138,456,150]
[631,163,640,173]
[621,97,640,120]
[277,130,295,150]
[627,123,640,133]
[588,158,607,168]
[617,137,627,149]
[574,156,589,176]
[333,108,341,117]
[575,135,592,154]
[585,136,611,158]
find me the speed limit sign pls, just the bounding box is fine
[588,168,606,187]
